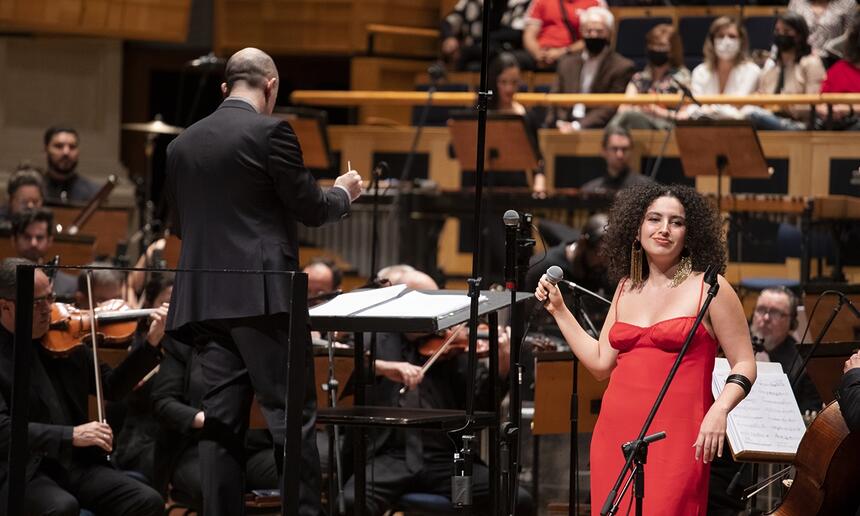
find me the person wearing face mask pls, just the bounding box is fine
[815,12,860,131]
[611,24,691,131]
[686,16,761,121]
[742,12,825,131]
[521,0,607,70]
[547,6,635,131]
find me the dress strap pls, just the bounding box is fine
[616,278,628,320]
[696,274,706,312]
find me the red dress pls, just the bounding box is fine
[590,277,717,515]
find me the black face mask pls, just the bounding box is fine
[646,50,670,67]
[774,34,796,52]
[584,37,608,55]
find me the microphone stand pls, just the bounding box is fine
[647,79,699,181]
[601,267,720,516]
[560,279,608,514]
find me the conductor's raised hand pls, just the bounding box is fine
[535,275,565,316]
[335,169,363,202]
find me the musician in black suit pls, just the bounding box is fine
[841,351,860,433]
[164,47,362,515]
[0,258,164,515]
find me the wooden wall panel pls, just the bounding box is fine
[0,0,191,42]
[214,0,441,56]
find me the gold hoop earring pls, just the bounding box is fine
[670,251,693,288]
[630,240,643,286]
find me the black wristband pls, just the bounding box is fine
[725,373,752,397]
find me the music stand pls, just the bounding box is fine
[674,120,770,211]
[274,107,333,172]
[448,112,541,183]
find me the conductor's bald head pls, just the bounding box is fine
[221,48,280,115]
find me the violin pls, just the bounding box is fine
[417,329,555,359]
[769,400,860,515]
[42,299,157,355]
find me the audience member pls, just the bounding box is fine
[488,52,547,197]
[3,166,44,220]
[686,16,760,121]
[520,0,606,70]
[440,0,532,70]
[43,126,100,204]
[611,23,691,130]
[816,13,860,130]
[547,7,635,130]
[581,126,652,192]
[743,12,825,131]
[788,0,855,57]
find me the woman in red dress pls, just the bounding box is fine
[536,184,756,515]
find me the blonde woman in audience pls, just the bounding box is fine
[612,24,690,130]
[686,16,760,120]
[743,12,825,130]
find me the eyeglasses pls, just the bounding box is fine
[2,293,56,306]
[754,307,789,319]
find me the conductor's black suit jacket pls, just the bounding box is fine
[165,98,351,338]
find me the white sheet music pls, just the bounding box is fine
[309,285,408,317]
[712,358,806,457]
[358,290,485,318]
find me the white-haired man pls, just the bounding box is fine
[546,6,635,130]
[521,0,606,70]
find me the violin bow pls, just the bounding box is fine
[399,322,466,395]
[84,271,110,460]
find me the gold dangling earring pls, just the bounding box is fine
[630,240,643,286]
[671,250,693,288]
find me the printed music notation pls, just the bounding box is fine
[712,358,807,461]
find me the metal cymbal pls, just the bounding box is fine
[122,117,183,135]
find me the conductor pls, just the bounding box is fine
[164,47,363,515]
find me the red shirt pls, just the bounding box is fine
[820,60,860,93]
[527,0,604,49]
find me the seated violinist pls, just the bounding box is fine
[74,261,126,308]
[840,351,860,433]
[0,257,163,515]
[342,268,534,516]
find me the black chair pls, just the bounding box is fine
[745,16,777,52]
[680,15,717,70]
[615,16,674,70]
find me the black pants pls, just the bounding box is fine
[23,462,163,516]
[192,314,321,516]
[170,438,280,512]
[342,452,534,516]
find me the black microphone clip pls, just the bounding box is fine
[671,76,701,107]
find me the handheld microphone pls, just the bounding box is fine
[671,76,701,107]
[528,265,565,319]
[503,210,520,290]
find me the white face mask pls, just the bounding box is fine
[714,36,740,61]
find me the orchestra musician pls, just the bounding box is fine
[581,125,653,193]
[342,268,534,516]
[9,208,77,298]
[303,256,343,304]
[42,126,100,205]
[840,351,860,432]
[0,257,164,515]
[2,166,45,223]
[163,47,362,515]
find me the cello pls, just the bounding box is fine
[769,400,860,515]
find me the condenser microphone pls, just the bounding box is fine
[503,210,520,290]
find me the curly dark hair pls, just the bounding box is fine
[601,183,726,284]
